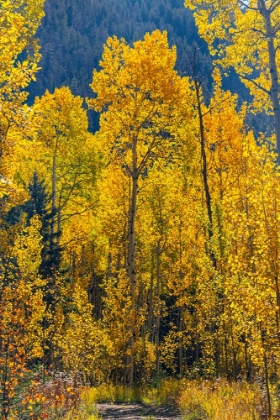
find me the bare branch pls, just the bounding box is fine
[237,0,259,11]
[236,72,270,95]
[272,22,280,35]
[269,0,280,13]
[251,27,267,37]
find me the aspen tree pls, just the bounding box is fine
[0,217,45,419]
[185,0,280,163]
[0,0,44,197]
[88,30,193,384]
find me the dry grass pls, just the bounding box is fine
[179,379,260,420]
[80,383,143,403]
[60,378,276,419]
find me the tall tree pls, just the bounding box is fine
[88,30,194,384]
[6,173,61,277]
[184,0,280,163]
[0,0,44,169]
[8,87,98,270]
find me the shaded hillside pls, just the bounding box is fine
[29,0,210,107]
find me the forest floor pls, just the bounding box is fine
[95,402,182,419]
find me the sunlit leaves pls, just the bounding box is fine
[88,30,194,173]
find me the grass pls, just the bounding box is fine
[60,379,180,419]
[80,383,144,404]
[59,378,276,419]
[179,379,261,420]
[78,378,181,406]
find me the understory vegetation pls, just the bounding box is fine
[52,379,274,419]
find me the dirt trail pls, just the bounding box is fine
[96,403,182,419]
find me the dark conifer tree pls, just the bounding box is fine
[6,172,63,277]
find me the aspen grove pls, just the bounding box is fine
[1,0,280,418]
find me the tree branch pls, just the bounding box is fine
[236,72,270,95]
[269,0,280,13]
[237,0,259,11]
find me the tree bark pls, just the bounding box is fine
[126,135,138,385]
[155,243,161,375]
[50,154,57,272]
[194,79,217,269]
[128,176,137,310]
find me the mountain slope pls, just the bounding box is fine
[29,0,209,105]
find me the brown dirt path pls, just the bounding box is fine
[96,403,182,419]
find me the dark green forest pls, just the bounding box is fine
[27,0,255,132]
[28,0,208,102]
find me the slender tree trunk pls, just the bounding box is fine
[178,223,184,375]
[230,317,237,380]
[155,243,161,375]
[42,313,47,383]
[261,329,272,419]
[57,206,61,252]
[148,253,154,339]
[262,187,280,331]
[2,339,10,420]
[195,319,200,363]
[128,175,138,310]
[272,194,280,328]
[178,306,184,375]
[194,79,217,269]
[224,335,229,378]
[43,154,57,370]
[51,154,57,272]
[127,135,138,385]
[259,0,280,164]
[244,337,251,381]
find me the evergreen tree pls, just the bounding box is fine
[6,173,62,277]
